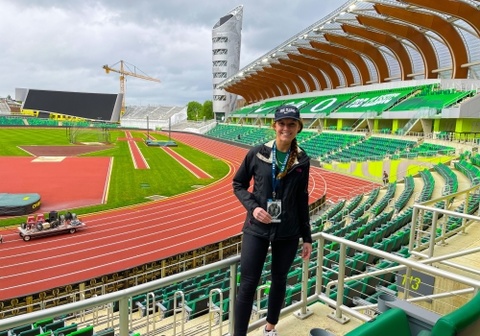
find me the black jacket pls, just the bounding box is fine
[233,140,312,243]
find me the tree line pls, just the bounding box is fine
[186,100,213,121]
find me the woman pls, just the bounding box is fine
[232,105,313,336]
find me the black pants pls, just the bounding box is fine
[234,232,299,336]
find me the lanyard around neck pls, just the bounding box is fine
[271,141,290,200]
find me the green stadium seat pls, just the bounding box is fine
[43,320,65,333]
[18,328,42,336]
[93,328,114,336]
[285,283,302,306]
[322,270,339,291]
[342,280,365,306]
[185,293,210,319]
[53,323,77,336]
[420,292,480,336]
[10,324,32,336]
[323,251,340,269]
[65,325,93,336]
[212,297,230,321]
[36,332,53,336]
[33,319,54,329]
[287,268,302,286]
[345,308,411,336]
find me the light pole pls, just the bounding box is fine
[146,116,150,139]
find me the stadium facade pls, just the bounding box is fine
[211,5,243,121]
[217,0,480,140]
[219,0,480,99]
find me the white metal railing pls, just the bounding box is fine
[409,183,480,258]
[2,200,480,335]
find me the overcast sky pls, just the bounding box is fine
[0,0,342,107]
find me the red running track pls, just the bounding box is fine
[0,134,376,300]
[162,147,212,179]
[0,156,112,212]
[118,131,149,169]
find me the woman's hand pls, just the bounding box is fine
[253,207,272,224]
[301,242,312,260]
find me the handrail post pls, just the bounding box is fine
[107,302,113,328]
[429,211,439,258]
[173,290,185,336]
[409,206,419,252]
[316,235,325,296]
[440,210,448,246]
[91,294,98,325]
[119,297,129,336]
[329,242,350,324]
[145,292,155,333]
[228,263,238,335]
[128,297,133,330]
[462,190,471,234]
[293,258,314,319]
[209,288,223,336]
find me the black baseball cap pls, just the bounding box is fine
[274,105,301,121]
[274,105,303,132]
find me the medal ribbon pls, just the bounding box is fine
[271,141,290,200]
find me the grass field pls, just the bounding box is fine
[0,128,229,227]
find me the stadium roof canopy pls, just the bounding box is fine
[217,0,480,104]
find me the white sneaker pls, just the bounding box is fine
[263,327,279,336]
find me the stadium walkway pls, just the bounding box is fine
[246,302,364,335]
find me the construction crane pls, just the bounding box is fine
[103,60,161,116]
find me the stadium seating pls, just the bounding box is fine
[434,163,458,194]
[390,89,475,112]
[33,318,54,329]
[349,188,380,220]
[326,137,415,162]
[471,153,480,166]
[344,308,412,336]
[301,132,363,160]
[418,292,480,336]
[66,325,94,336]
[404,142,455,157]
[417,170,435,202]
[336,87,418,114]
[250,100,286,116]
[344,292,480,336]
[0,115,25,126]
[25,118,59,127]
[311,199,346,231]
[326,194,364,226]
[297,93,357,116]
[9,324,32,336]
[124,105,183,120]
[93,328,114,336]
[43,320,65,333]
[53,323,78,336]
[394,175,415,212]
[370,182,396,216]
[18,327,42,336]
[0,323,92,336]
[454,160,480,186]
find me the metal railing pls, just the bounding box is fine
[2,199,480,336]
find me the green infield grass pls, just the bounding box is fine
[0,128,229,227]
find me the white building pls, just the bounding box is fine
[211,5,243,121]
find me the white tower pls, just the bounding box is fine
[212,5,243,121]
